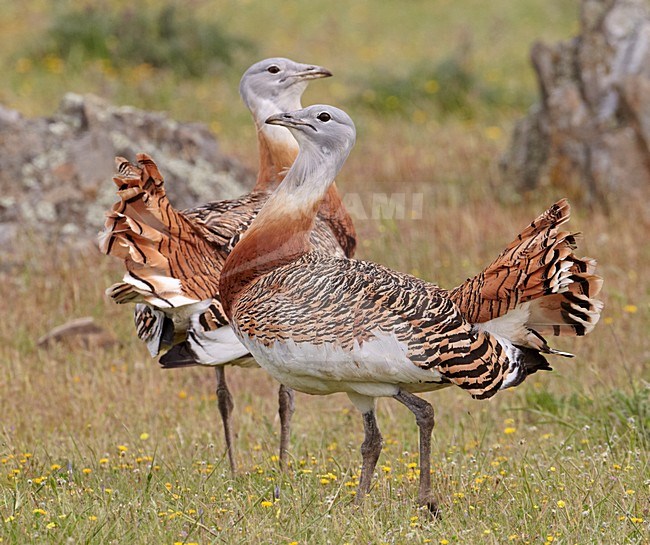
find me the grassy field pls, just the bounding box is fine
[1,1,649,544]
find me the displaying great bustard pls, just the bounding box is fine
[98,59,357,473]
[218,105,603,513]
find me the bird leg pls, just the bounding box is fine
[215,366,236,473]
[355,409,383,504]
[393,390,439,516]
[278,383,295,469]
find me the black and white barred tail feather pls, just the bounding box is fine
[450,199,603,389]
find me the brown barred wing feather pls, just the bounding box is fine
[183,193,268,250]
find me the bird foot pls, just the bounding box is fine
[419,498,441,520]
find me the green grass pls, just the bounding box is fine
[28,2,251,78]
[1,0,649,543]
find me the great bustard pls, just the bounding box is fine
[98,59,356,473]
[219,105,603,513]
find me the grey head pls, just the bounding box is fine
[266,104,356,175]
[239,58,332,124]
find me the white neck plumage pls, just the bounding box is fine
[257,140,344,221]
[251,97,300,152]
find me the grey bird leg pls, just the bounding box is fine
[278,384,295,469]
[215,366,236,473]
[355,409,383,504]
[393,390,439,516]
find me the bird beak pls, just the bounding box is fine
[290,64,332,81]
[265,112,315,131]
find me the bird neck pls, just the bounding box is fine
[319,182,357,257]
[221,144,339,318]
[252,121,356,257]
[253,124,299,192]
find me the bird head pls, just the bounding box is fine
[240,58,332,122]
[265,105,356,171]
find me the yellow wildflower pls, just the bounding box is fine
[485,126,503,141]
[15,57,32,73]
[425,80,439,94]
[44,55,64,74]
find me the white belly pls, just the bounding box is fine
[234,327,448,398]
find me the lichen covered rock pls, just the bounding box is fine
[0,93,251,245]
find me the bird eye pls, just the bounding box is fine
[267,65,281,74]
[317,112,331,122]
